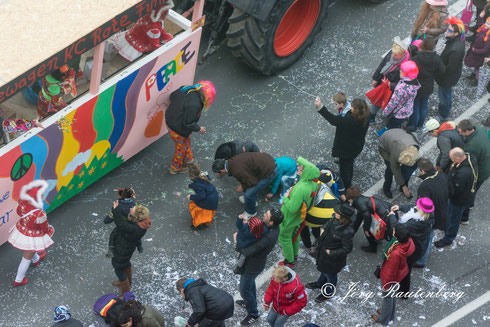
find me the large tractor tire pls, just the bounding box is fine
[226,0,329,75]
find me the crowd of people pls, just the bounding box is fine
[4,0,490,326]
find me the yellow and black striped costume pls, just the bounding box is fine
[305,183,341,228]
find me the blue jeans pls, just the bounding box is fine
[438,87,453,120]
[415,228,433,266]
[378,290,397,325]
[386,117,405,130]
[239,273,259,317]
[244,168,277,214]
[440,200,465,245]
[383,160,418,190]
[267,309,290,327]
[315,272,338,297]
[408,96,429,128]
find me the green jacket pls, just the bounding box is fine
[463,126,490,182]
[280,157,320,229]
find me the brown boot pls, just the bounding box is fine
[125,266,132,287]
[119,279,130,299]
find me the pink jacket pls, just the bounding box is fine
[383,78,421,119]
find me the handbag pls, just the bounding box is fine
[369,197,387,240]
[461,0,474,30]
[366,79,392,108]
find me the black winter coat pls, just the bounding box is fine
[239,225,279,275]
[316,218,354,274]
[396,205,433,265]
[52,319,83,327]
[184,279,234,325]
[372,50,409,91]
[448,155,477,206]
[437,129,464,171]
[436,36,466,88]
[417,170,449,231]
[111,207,148,270]
[352,195,391,233]
[318,107,369,159]
[165,88,204,138]
[413,50,445,98]
[214,139,260,160]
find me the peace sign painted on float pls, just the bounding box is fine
[11,153,33,181]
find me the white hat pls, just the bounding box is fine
[393,36,408,52]
[425,0,448,6]
[424,118,440,133]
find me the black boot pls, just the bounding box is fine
[361,245,377,253]
[383,188,393,199]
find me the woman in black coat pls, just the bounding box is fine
[111,203,152,297]
[314,98,370,188]
[305,204,355,303]
[345,186,392,253]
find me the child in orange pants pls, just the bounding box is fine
[187,162,218,228]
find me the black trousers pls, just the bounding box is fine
[461,179,485,221]
[300,226,321,248]
[339,156,355,189]
[398,264,412,299]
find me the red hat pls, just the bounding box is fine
[248,217,265,239]
[19,180,49,209]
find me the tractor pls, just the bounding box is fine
[176,0,389,74]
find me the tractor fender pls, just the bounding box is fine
[226,0,277,22]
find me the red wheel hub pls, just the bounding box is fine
[273,0,321,57]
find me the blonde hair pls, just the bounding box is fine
[188,162,211,183]
[416,207,431,221]
[272,266,289,282]
[132,205,149,222]
[332,92,347,105]
[392,43,405,55]
[399,146,419,166]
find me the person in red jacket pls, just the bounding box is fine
[372,223,415,325]
[264,265,307,327]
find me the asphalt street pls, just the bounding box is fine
[0,0,489,326]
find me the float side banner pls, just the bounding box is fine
[0,29,202,246]
[0,0,167,104]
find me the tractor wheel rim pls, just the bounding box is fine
[273,0,321,57]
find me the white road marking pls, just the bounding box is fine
[431,291,490,327]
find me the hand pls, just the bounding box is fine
[390,205,399,212]
[198,126,206,134]
[365,230,371,237]
[372,80,378,88]
[320,228,324,236]
[233,232,238,244]
[264,303,270,311]
[186,194,191,200]
[235,184,244,192]
[314,96,324,111]
[33,119,44,129]
[112,201,119,209]
[326,249,331,255]
[402,185,411,198]
[340,194,346,202]
[481,11,485,18]
[266,193,273,199]
[435,165,442,172]
[421,27,428,34]
[485,57,490,64]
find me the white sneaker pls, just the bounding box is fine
[238,196,258,206]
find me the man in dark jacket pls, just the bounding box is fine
[436,19,466,121]
[235,208,283,326]
[345,186,391,253]
[214,139,260,160]
[415,158,449,267]
[212,152,277,219]
[176,278,234,327]
[435,148,477,247]
[457,120,490,223]
[305,203,355,303]
[424,119,464,172]
[408,38,445,129]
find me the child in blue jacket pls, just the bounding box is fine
[187,162,219,228]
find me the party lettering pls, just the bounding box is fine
[145,41,195,101]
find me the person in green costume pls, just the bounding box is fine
[279,157,320,267]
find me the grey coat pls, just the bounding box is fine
[437,130,464,171]
[379,129,419,185]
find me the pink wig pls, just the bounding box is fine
[412,39,423,50]
[198,80,216,108]
[400,61,419,80]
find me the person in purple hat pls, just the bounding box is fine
[388,197,434,298]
